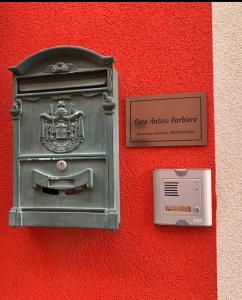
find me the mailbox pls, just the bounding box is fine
[9,46,120,229]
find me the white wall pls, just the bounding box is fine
[213,3,242,299]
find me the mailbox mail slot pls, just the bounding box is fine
[9,46,120,229]
[17,69,108,93]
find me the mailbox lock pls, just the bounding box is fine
[57,160,67,171]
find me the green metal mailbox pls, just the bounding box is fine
[9,46,120,228]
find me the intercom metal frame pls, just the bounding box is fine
[153,168,212,226]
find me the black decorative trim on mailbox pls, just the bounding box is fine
[40,101,85,153]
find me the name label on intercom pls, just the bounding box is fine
[126,92,207,147]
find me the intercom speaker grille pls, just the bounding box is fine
[164,181,179,197]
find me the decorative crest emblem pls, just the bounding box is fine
[40,101,85,153]
[45,62,78,73]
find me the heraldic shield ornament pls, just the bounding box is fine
[40,101,85,153]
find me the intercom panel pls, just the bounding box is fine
[153,168,212,226]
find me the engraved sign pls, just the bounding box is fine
[126,92,207,147]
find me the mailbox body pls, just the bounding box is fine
[9,46,120,229]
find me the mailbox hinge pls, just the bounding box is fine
[9,208,22,226]
[104,209,118,229]
[10,98,22,120]
[102,92,115,114]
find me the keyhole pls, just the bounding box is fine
[57,160,67,171]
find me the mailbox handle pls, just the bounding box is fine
[32,168,93,191]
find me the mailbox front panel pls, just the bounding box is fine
[9,46,119,228]
[19,95,107,156]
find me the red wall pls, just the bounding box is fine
[0,3,216,300]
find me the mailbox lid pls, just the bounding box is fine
[18,158,108,209]
[9,46,114,76]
